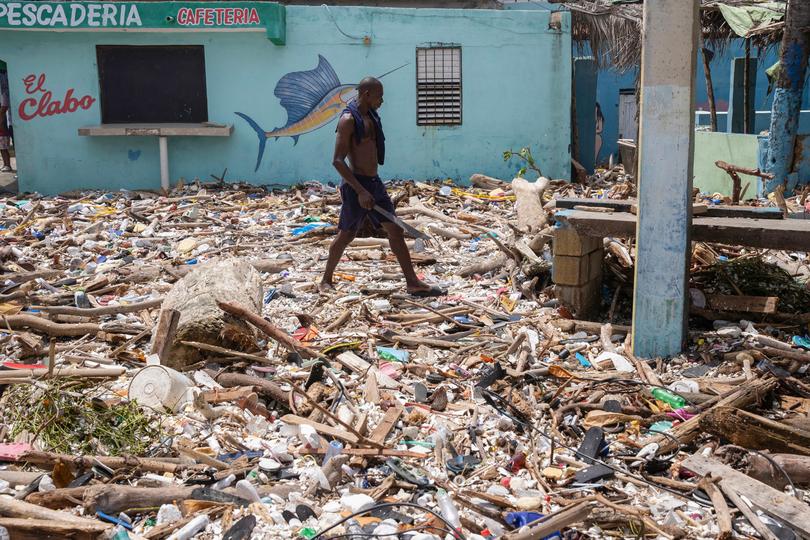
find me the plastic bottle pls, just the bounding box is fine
[651,388,686,409]
[166,515,209,540]
[235,479,261,503]
[111,526,130,540]
[210,474,236,491]
[323,440,344,465]
[436,488,461,529]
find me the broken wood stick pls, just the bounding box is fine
[470,173,509,190]
[697,476,732,540]
[0,517,110,540]
[20,450,204,475]
[181,340,277,365]
[457,252,508,277]
[27,484,196,513]
[0,493,107,525]
[758,345,810,363]
[32,297,164,317]
[1,314,100,337]
[206,370,290,406]
[217,300,322,359]
[0,366,125,379]
[280,414,360,445]
[324,309,352,332]
[427,224,471,240]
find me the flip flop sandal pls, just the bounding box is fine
[385,458,430,487]
[409,285,446,298]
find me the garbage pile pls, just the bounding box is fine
[0,174,806,540]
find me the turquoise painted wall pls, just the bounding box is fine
[595,40,810,166]
[0,5,571,194]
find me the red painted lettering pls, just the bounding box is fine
[64,88,79,113]
[233,9,242,24]
[23,73,46,94]
[248,8,259,24]
[224,9,233,24]
[176,7,187,25]
[18,98,39,121]
[16,75,95,121]
[214,8,224,25]
[204,8,213,25]
[44,95,61,117]
[194,8,203,25]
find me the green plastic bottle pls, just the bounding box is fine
[652,388,686,409]
[298,527,318,539]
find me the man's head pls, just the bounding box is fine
[357,77,384,110]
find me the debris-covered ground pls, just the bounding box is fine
[0,171,808,540]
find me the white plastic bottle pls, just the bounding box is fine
[436,488,461,529]
[166,515,209,540]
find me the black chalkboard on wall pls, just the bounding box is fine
[96,45,208,124]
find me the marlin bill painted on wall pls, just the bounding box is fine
[236,55,405,171]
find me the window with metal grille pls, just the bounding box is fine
[416,46,462,126]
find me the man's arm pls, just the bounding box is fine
[333,114,374,209]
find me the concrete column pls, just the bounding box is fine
[631,0,699,358]
[727,56,758,134]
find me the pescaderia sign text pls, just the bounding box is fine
[0,3,143,28]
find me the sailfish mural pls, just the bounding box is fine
[236,55,406,172]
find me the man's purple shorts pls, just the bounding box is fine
[338,174,397,231]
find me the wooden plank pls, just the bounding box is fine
[280,414,360,445]
[554,210,810,251]
[369,406,403,445]
[554,198,783,219]
[150,308,180,361]
[335,351,371,374]
[682,454,810,538]
[706,294,778,314]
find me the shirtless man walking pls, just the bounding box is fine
[320,77,443,297]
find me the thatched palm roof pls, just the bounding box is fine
[552,0,786,72]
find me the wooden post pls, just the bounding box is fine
[701,47,718,132]
[632,0,699,358]
[744,38,752,134]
